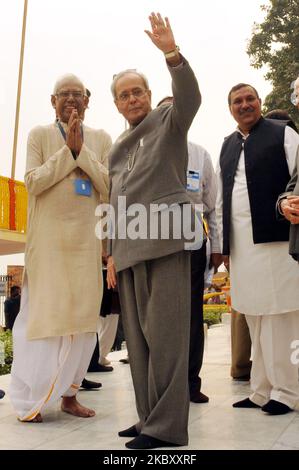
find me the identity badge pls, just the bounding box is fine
[187,170,200,192]
[74,178,92,197]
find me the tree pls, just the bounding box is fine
[247,0,299,127]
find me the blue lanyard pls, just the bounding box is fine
[56,119,83,159]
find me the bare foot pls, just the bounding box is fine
[61,396,95,418]
[20,413,43,423]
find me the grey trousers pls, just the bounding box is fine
[117,251,191,445]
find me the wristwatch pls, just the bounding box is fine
[164,45,180,59]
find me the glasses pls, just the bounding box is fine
[117,89,147,103]
[56,90,85,99]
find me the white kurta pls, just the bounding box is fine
[9,121,111,420]
[217,126,299,315]
[187,142,220,253]
[24,122,111,339]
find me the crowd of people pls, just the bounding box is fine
[1,12,299,450]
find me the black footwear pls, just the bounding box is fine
[232,375,250,382]
[88,364,113,372]
[261,400,292,415]
[190,391,209,403]
[118,425,139,437]
[0,390,5,400]
[125,434,180,450]
[233,397,261,408]
[80,378,102,390]
[119,358,129,364]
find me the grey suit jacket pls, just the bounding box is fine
[277,147,299,260]
[109,56,201,272]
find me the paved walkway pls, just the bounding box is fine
[0,319,298,450]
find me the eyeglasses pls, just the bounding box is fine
[56,90,85,99]
[117,89,147,103]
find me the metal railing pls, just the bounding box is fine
[0,176,27,233]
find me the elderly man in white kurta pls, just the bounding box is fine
[216,83,299,415]
[9,74,111,422]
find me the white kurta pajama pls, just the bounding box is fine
[216,126,299,409]
[9,122,111,421]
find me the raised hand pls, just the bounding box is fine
[145,12,176,54]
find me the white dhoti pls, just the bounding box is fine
[9,281,96,421]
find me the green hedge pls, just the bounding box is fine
[0,307,227,375]
[0,330,13,376]
[203,306,226,327]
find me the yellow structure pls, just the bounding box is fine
[0,176,27,255]
[203,291,224,302]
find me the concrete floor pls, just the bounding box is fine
[0,319,299,451]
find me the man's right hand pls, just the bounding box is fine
[222,255,230,272]
[281,196,299,225]
[107,256,117,289]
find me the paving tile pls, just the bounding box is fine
[1,321,298,450]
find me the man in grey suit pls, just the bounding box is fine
[107,13,201,449]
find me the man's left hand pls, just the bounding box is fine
[107,256,117,289]
[145,13,176,54]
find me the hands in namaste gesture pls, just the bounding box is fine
[66,109,83,156]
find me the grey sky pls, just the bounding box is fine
[0,0,270,268]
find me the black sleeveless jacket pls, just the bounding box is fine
[220,117,290,255]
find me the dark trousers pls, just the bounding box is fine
[88,335,100,371]
[189,242,206,394]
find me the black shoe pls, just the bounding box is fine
[232,375,250,381]
[233,397,261,408]
[119,358,129,364]
[190,391,209,403]
[261,400,292,415]
[119,425,139,437]
[88,364,114,372]
[0,390,5,400]
[80,378,102,390]
[125,434,180,450]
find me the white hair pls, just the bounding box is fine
[52,74,86,95]
[295,76,299,90]
[111,69,150,99]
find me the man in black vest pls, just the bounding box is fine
[216,83,299,415]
